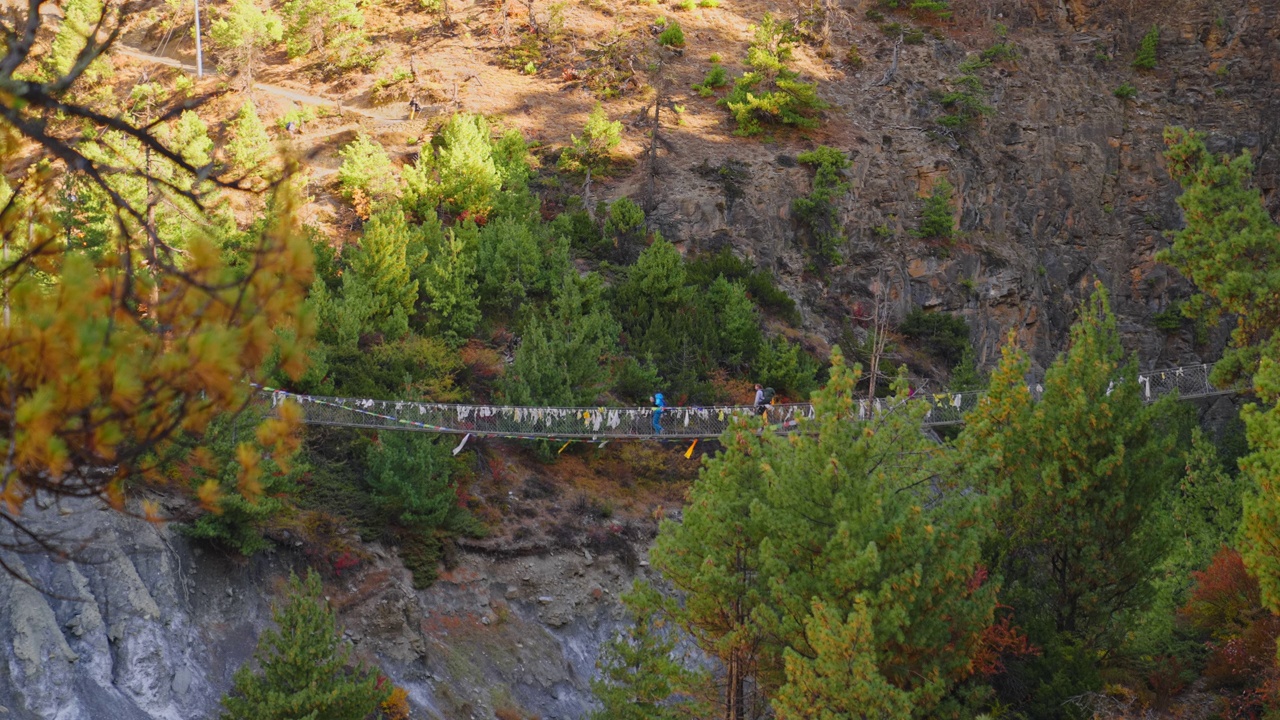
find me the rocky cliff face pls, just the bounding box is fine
[0,499,648,720]
[637,0,1278,374]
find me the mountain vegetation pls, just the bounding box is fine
[0,1,1276,718]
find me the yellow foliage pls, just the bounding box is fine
[380,687,411,720]
[0,141,312,527]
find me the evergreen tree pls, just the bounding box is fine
[210,0,283,87]
[227,101,274,177]
[366,432,473,536]
[772,600,916,720]
[653,350,994,717]
[1157,127,1280,613]
[721,13,828,136]
[220,570,389,720]
[1158,126,1280,386]
[501,272,621,406]
[558,104,622,176]
[750,352,993,708]
[649,419,772,719]
[590,584,709,720]
[338,133,397,202]
[45,0,110,83]
[475,216,543,311]
[419,226,480,344]
[918,178,956,240]
[707,276,761,367]
[956,286,1184,646]
[345,204,425,340]
[404,114,504,220]
[280,0,365,59]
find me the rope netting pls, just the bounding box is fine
[257,362,1232,441]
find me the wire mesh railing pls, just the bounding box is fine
[256,362,1234,441]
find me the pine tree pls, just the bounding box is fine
[652,349,994,717]
[918,178,956,240]
[346,204,425,340]
[404,114,505,220]
[227,101,274,177]
[501,272,621,406]
[721,13,828,136]
[209,0,284,88]
[419,226,480,344]
[648,419,772,719]
[337,133,397,202]
[558,104,622,176]
[956,285,1185,645]
[475,216,544,311]
[220,570,389,720]
[750,351,993,707]
[366,432,472,535]
[590,584,709,720]
[45,0,109,83]
[1156,127,1280,614]
[1158,126,1280,385]
[772,600,916,720]
[280,0,365,59]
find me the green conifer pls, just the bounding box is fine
[590,584,709,720]
[346,205,425,340]
[220,570,389,720]
[209,0,284,87]
[502,272,621,406]
[956,286,1184,645]
[227,101,274,177]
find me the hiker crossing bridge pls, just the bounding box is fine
[259,363,1237,441]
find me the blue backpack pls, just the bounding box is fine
[654,393,665,407]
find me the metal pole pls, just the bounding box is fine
[193,0,203,78]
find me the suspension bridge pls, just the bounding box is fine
[258,363,1237,442]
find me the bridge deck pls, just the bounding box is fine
[261,363,1234,441]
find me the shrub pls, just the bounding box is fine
[370,66,414,105]
[698,0,719,7]
[337,133,397,201]
[1133,25,1159,70]
[791,145,851,266]
[274,105,317,131]
[721,13,828,136]
[693,63,729,96]
[899,308,969,366]
[917,178,956,240]
[981,41,1017,62]
[676,0,695,10]
[1114,82,1137,99]
[936,74,993,130]
[658,21,686,47]
[558,104,622,176]
[909,0,950,19]
[844,44,864,69]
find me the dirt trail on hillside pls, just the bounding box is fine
[113,46,406,123]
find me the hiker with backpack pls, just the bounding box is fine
[652,392,665,434]
[756,385,775,419]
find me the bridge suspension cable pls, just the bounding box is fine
[259,363,1233,441]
